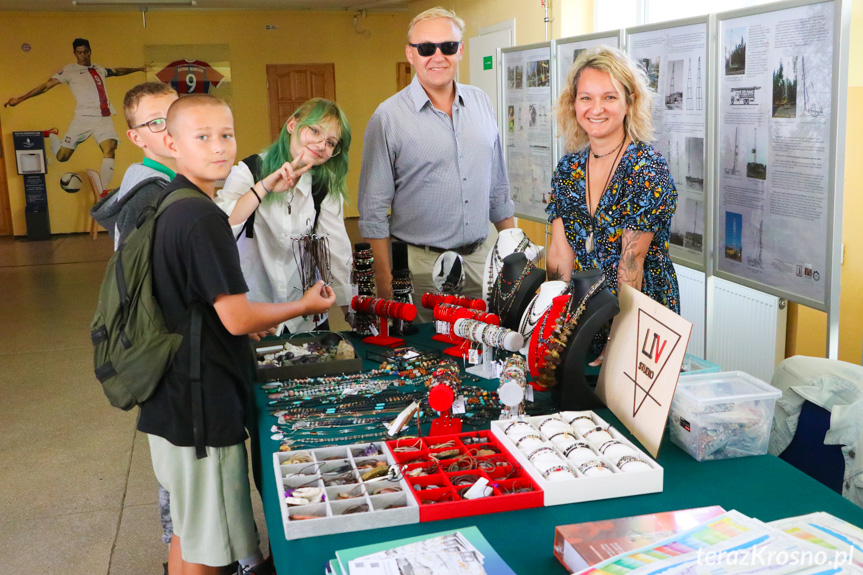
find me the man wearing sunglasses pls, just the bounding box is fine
[358,7,514,318]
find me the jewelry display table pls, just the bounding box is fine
[251,324,863,574]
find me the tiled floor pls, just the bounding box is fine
[0,232,349,574]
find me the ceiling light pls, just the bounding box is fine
[73,0,196,5]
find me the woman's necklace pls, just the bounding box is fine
[487,236,531,296]
[490,261,534,318]
[585,135,627,253]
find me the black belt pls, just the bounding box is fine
[393,236,484,256]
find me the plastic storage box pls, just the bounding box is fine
[681,354,721,375]
[670,371,781,461]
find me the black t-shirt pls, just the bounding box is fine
[137,175,251,447]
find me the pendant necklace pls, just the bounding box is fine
[585,135,626,253]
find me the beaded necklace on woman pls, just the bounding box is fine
[584,133,627,253]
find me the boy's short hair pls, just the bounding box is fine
[408,7,465,41]
[166,94,230,136]
[72,38,90,51]
[124,82,178,128]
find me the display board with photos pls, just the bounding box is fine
[553,31,622,166]
[714,0,846,310]
[501,42,554,223]
[627,18,709,270]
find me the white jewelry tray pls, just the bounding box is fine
[273,442,419,540]
[490,412,663,506]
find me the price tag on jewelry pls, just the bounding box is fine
[452,396,466,414]
[492,360,503,379]
[525,385,535,402]
[468,348,479,364]
[351,284,359,298]
[402,350,419,360]
[435,320,448,334]
[463,476,492,499]
[369,324,379,336]
[341,387,359,396]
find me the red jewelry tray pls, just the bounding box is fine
[384,430,544,522]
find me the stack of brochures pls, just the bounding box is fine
[325,526,516,575]
[556,509,863,575]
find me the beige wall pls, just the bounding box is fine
[0,9,411,234]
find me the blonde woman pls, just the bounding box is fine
[547,46,679,314]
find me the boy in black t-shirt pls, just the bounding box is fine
[140,94,335,575]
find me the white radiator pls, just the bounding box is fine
[706,276,787,383]
[674,264,706,358]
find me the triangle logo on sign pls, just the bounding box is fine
[623,308,683,417]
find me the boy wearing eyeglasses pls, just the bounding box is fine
[91,82,178,249]
[358,7,515,320]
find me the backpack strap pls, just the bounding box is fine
[236,154,262,241]
[153,187,208,458]
[155,187,203,218]
[189,303,206,459]
[237,153,329,237]
[310,177,328,234]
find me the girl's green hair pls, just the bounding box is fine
[260,97,351,203]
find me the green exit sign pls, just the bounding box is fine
[483,56,493,70]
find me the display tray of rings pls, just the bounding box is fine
[490,411,663,506]
[273,442,419,540]
[384,430,544,522]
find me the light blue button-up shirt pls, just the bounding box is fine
[769,355,863,509]
[358,75,513,249]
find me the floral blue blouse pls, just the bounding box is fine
[547,141,680,313]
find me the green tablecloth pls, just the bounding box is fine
[252,325,863,574]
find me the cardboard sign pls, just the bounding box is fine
[596,283,692,458]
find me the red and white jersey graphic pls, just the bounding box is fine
[156,59,226,95]
[52,63,114,117]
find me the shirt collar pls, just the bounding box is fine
[142,157,176,180]
[408,74,465,112]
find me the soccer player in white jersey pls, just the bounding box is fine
[4,38,149,192]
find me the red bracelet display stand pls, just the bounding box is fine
[351,295,418,347]
[428,381,462,436]
[423,293,486,343]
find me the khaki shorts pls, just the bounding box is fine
[147,434,258,567]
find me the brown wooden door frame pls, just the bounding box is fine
[0,115,13,236]
[266,64,336,141]
[396,62,413,92]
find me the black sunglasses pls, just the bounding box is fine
[409,41,461,57]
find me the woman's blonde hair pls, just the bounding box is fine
[408,7,465,41]
[557,45,654,153]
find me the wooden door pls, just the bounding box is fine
[0,115,12,236]
[266,64,336,141]
[396,62,414,92]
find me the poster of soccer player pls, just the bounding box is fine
[3,38,150,193]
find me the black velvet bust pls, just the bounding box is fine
[490,253,545,331]
[550,269,620,410]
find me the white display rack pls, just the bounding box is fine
[273,442,419,540]
[490,411,663,506]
